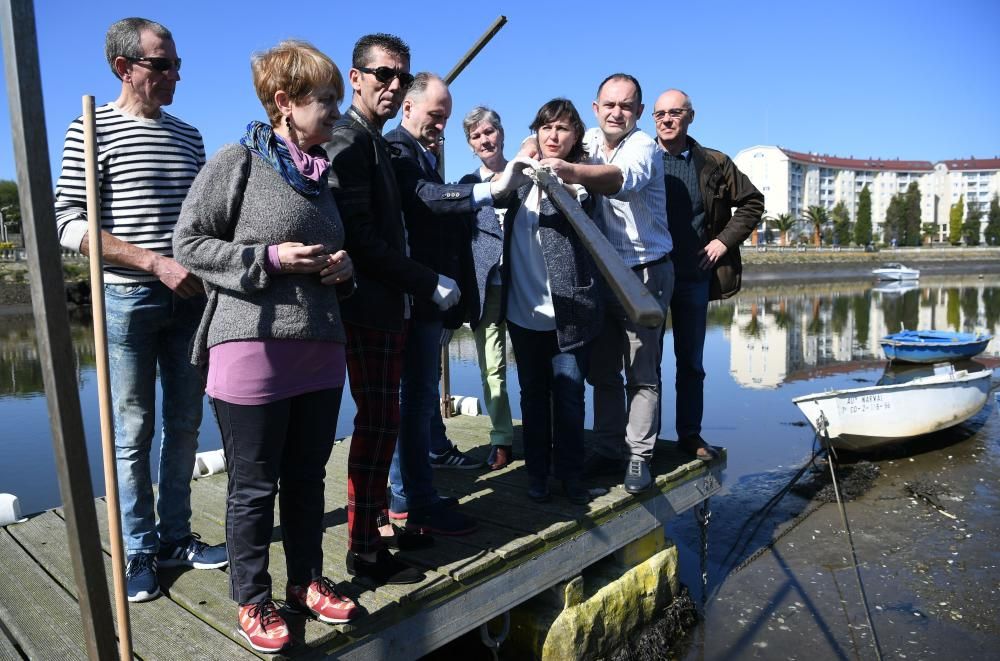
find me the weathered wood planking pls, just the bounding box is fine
[0,629,22,661]
[0,530,87,660]
[0,2,117,656]
[7,511,258,660]
[0,415,723,659]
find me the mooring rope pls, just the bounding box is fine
[818,416,884,661]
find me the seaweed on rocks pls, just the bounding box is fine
[790,459,880,502]
[607,586,699,661]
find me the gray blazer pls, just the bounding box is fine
[459,169,504,330]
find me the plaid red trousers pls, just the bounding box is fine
[344,322,406,553]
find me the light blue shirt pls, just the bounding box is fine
[584,126,672,267]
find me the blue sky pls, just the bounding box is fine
[2,0,999,184]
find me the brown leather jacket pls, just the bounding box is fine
[689,137,764,300]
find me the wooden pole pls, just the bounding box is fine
[0,1,118,659]
[439,15,508,419]
[444,15,507,85]
[533,167,666,327]
[83,95,134,661]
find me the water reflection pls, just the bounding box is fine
[2,277,997,515]
[0,310,95,398]
[723,279,1000,390]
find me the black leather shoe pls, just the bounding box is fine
[346,548,424,585]
[562,479,591,505]
[527,478,551,503]
[623,458,652,494]
[382,523,434,551]
[678,434,720,462]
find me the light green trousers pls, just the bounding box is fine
[474,285,514,446]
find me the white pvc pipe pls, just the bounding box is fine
[0,493,27,526]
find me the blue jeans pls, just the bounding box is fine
[389,319,443,513]
[669,277,710,438]
[507,323,588,482]
[104,282,206,554]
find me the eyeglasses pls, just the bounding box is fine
[357,66,414,88]
[126,56,182,73]
[652,108,688,121]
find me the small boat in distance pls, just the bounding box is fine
[792,363,991,451]
[881,329,993,363]
[872,262,920,280]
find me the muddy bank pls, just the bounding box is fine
[664,388,1000,660]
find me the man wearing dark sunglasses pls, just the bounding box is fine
[325,35,526,583]
[324,32,440,586]
[53,17,226,605]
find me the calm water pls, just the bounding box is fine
[1,275,998,521]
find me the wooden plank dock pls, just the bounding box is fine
[0,415,724,659]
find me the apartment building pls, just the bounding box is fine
[734,146,1000,243]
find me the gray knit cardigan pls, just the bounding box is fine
[173,143,347,366]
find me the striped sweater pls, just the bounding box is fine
[54,102,205,283]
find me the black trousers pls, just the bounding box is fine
[212,388,342,605]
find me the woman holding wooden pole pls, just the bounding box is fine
[174,40,359,654]
[502,99,604,504]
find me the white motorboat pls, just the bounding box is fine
[872,262,920,280]
[792,363,991,451]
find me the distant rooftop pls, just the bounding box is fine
[939,158,1000,171]
[778,147,1000,173]
[779,148,933,172]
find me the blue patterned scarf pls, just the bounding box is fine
[240,121,327,197]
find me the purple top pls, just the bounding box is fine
[206,137,346,406]
[206,339,345,405]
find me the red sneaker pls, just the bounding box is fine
[286,577,359,624]
[238,600,290,654]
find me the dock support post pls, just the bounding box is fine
[0,2,118,659]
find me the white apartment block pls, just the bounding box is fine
[734,146,1000,243]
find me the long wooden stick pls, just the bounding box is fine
[533,168,665,328]
[444,15,507,85]
[0,2,117,658]
[83,95,133,661]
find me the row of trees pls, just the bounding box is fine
[764,184,1000,248]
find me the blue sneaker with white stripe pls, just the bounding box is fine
[157,533,228,569]
[126,552,161,602]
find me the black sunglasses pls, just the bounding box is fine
[126,56,182,73]
[357,66,414,88]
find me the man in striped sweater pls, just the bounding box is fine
[54,17,226,603]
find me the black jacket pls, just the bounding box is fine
[324,107,438,331]
[384,126,477,329]
[500,184,604,351]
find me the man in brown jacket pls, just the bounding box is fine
[652,89,763,460]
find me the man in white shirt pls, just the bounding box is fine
[535,73,673,493]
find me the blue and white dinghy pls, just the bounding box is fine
[880,329,992,363]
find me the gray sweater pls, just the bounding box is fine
[173,143,347,366]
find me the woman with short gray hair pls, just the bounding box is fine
[459,106,515,470]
